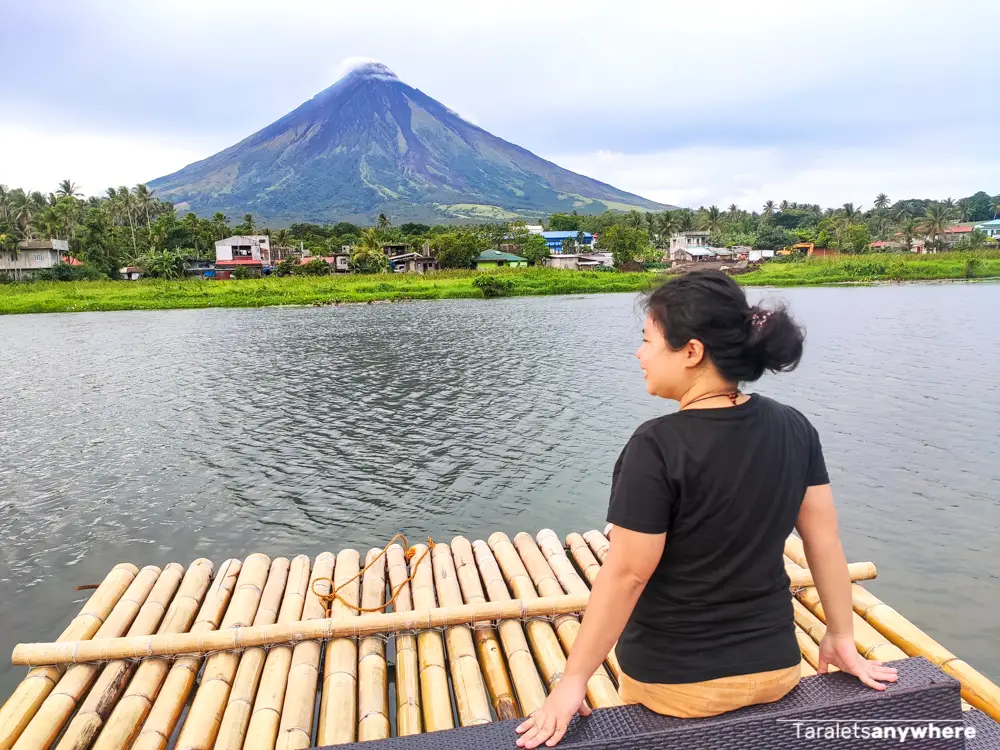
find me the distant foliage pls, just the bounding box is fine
[36,262,104,282]
[299,257,333,276]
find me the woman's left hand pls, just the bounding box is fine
[515,677,591,748]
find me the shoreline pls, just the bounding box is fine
[1,256,999,315]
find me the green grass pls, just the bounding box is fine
[741,251,1000,286]
[0,268,660,315]
[2,252,997,315]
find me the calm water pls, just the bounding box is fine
[1,285,998,700]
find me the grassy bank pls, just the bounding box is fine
[0,268,657,315]
[741,250,1000,286]
[2,252,998,315]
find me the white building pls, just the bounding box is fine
[0,239,71,280]
[215,235,272,265]
[668,231,711,260]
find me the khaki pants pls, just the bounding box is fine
[618,664,801,718]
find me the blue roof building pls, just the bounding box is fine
[974,219,1000,240]
[541,231,595,253]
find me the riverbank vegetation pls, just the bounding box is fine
[2,253,998,315]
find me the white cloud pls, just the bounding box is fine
[550,134,1000,211]
[0,124,216,197]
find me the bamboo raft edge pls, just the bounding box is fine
[1,529,997,750]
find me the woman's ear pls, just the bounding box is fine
[684,339,705,369]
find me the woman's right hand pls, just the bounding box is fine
[818,633,899,690]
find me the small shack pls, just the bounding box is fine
[389,253,439,273]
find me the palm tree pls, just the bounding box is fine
[625,211,644,230]
[728,203,739,216]
[841,202,861,223]
[762,200,776,219]
[658,211,678,242]
[874,193,890,211]
[956,198,970,222]
[242,213,255,235]
[211,212,230,240]
[779,200,790,211]
[993,198,1000,219]
[942,197,955,212]
[701,205,723,234]
[0,185,10,221]
[921,204,953,249]
[676,211,695,232]
[376,212,391,230]
[132,184,155,227]
[56,179,83,200]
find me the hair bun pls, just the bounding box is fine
[747,304,804,373]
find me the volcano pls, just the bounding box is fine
[148,61,672,225]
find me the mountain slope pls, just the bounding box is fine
[148,62,672,224]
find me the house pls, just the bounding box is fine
[577,252,613,269]
[747,250,776,263]
[975,219,1000,240]
[381,242,409,257]
[185,259,215,278]
[942,225,974,246]
[540,231,595,254]
[676,248,714,262]
[474,250,528,269]
[389,252,439,273]
[215,235,272,266]
[0,239,71,280]
[525,225,544,235]
[119,266,143,281]
[544,254,582,270]
[668,231,711,260]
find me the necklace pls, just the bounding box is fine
[681,389,742,410]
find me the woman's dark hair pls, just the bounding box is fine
[642,269,804,383]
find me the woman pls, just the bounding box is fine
[516,270,897,749]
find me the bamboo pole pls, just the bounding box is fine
[172,554,274,749]
[431,543,493,727]
[512,533,620,708]
[565,533,601,586]
[13,564,166,750]
[356,549,389,742]
[537,530,621,683]
[783,555,907,663]
[468,540,549,714]
[582,530,609,565]
[214,556,292,750]
[275,551,335,750]
[243,555,311,750]
[316,548,361,746]
[407,543,455,733]
[452,536,533,719]
[788,562,876,589]
[385,545,421,737]
[13,592,591,667]
[90,559,221,750]
[57,559,213,750]
[121,558,243,750]
[784,536,999,721]
[484,534,572,699]
[0,562,139,750]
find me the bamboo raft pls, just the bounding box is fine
[1,529,998,750]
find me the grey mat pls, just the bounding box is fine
[323,657,987,749]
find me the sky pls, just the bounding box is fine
[0,0,996,211]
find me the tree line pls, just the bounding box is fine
[2,181,998,281]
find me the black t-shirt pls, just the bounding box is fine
[606,393,829,684]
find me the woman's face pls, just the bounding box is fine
[636,313,694,399]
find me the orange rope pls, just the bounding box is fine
[310,533,436,617]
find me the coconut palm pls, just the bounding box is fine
[728,203,739,216]
[56,179,83,200]
[762,200,776,219]
[132,184,155,227]
[874,193,890,211]
[0,185,10,221]
[676,211,695,232]
[779,200,790,211]
[956,198,970,222]
[921,204,953,248]
[942,197,955,212]
[377,212,391,230]
[701,205,724,234]
[658,211,678,241]
[841,202,861,223]
[993,198,1000,219]
[625,210,644,230]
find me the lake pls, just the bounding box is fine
[1,284,998,700]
